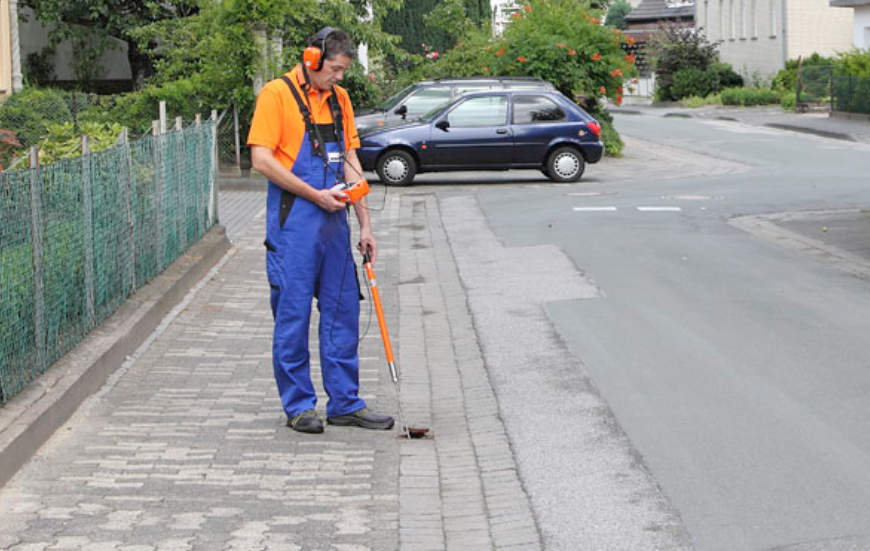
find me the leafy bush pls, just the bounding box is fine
[719,87,779,106]
[836,48,870,78]
[604,0,632,30]
[681,93,721,108]
[716,63,743,88]
[780,89,796,111]
[0,87,73,146]
[771,53,835,92]
[669,67,719,100]
[648,23,720,101]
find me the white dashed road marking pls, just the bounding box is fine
[637,206,682,212]
[572,207,618,212]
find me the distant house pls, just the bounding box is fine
[829,0,870,48]
[622,0,695,95]
[697,0,853,81]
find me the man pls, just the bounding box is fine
[247,27,394,434]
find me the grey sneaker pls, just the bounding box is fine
[287,410,324,434]
[327,408,394,430]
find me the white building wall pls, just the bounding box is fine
[853,4,870,48]
[699,0,786,81]
[786,0,853,59]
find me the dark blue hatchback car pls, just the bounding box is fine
[358,90,603,186]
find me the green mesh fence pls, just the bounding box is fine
[0,120,217,404]
[833,74,870,115]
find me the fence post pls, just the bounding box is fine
[28,146,46,377]
[117,127,137,292]
[195,113,205,237]
[210,109,219,225]
[233,103,241,172]
[152,119,165,269]
[81,134,96,328]
[159,101,168,135]
[830,67,834,114]
[175,116,187,251]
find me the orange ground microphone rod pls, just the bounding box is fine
[362,251,412,439]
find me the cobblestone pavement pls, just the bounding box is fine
[0,187,540,550]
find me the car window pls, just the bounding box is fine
[377,85,417,111]
[512,95,566,124]
[402,87,452,117]
[447,96,509,127]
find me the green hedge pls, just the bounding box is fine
[719,87,780,106]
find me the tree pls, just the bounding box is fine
[24,0,200,89]
[646,22,720,101]
[604,0,631,30]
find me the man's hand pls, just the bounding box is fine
[358,227,377,265]
[315,187,349,212]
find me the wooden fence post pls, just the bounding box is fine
[210,109,219,225]
[117,127,137,292]
[81,134,96,328]
[28,146,46,377]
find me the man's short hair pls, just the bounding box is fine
[324,29,355,61]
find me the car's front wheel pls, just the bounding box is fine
[545,146,585,182]
[376,149,417,186]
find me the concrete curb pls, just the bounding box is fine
[0,225,232,488]
[763,123,856,142]
[729,210,870,281]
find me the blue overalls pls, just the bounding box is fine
[264,82,366,420]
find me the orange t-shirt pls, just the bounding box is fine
[246,65,360,171]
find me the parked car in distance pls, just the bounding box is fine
[358,90,603,186]
[355,77,556,134]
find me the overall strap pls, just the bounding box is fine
[327,87,344,149]
[280,75,324,155]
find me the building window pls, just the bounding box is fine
[730,0,736,39]
[741,0,747,38]
[752,0,758,37]
[770,0,777,36]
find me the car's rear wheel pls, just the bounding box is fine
[545,146,585,182]
[376,149,417,186]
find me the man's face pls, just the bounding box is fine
[311,54,351,91]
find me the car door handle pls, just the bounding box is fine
[496,128,508,134]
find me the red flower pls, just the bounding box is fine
[567,49,577,56]
[524,4,532,11]
[517,56,528,63]
[496,47,506,58]
[600,86,606,94]
[625,53,636,63]
[591,52,602,61]
[627,37,636,46]
[610,68,623,78]
[615,95,623,106]
[512,11,521,18]
[368,73,376,83]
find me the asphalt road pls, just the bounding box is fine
[458,116,870,550]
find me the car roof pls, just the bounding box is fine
[415,76,555,87]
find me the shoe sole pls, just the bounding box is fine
[286,420,324,434]
[327,417,395,430]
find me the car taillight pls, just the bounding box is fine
[586,121,601,137]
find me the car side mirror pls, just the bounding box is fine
[395,104,408,119]
[435,119,450,132]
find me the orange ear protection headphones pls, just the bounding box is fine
[302,26,336,71]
